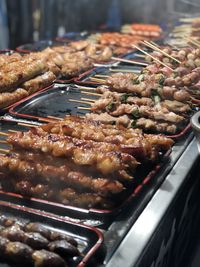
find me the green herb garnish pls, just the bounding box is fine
[132,108,140,119]
[131,120,137,128]
[121,93,133,103]
[158,75,165,85]
[106,102,114,111]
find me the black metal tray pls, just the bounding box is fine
[55,31,90,43]
[75,66,142,86]
[15,40,68,53]
[0,201,104,267]
[8,85,86,122]
[0,119,171,228]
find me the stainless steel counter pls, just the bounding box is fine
[106,137,199,267]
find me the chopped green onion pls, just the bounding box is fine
[132,108,140,119]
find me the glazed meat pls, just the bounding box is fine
[7,130,139,175]
[32,249,66,267]
[21,71,56,94]
[48,240,80,258]
[0,58,46,92]
[0,88,29,109]
[5,241,33,264]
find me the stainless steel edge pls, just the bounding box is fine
[106,138,199,267]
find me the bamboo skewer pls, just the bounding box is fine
[134,53,146,58]
[75,85,97,90]
[69,99,92,105]
[0,148,9,153]
[89,77,106,84]
[186,37,200,47]
[143,40,181,64]
[17,123,37,128]
[111,56,148,66]
[47,115,62,121]
[77,106,92,111]
[131,44,174,71]
[109,68,140,73]
[0,132,9,137]
[94,74,110,78]
[81,97,96,102]
[8,130,18,133]
[81,91,102,97]
[188,37,200,46]
[38,118,54,123]
[0,140,8,144]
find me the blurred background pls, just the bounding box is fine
[1,0,200,49]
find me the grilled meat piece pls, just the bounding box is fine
[85,112,178,134]
[21,71,56,94]
[48,240,80,258]
[49,232,77,247]
[0,88,29,109]
[0,59,46,92]
[59,188,112,208]
[25,223,51,240]
[25,223,77,247]
[0,154,125,195]
[5,241,33,264]
[15,180,53,199]
[0,224,25,242]
[7,130,139,175]
[24,232,49,250]
[0,215,16,227]
[0,53,22,67]
[0,237,9,256]
[12,178,114,208]
[32,249,67,267]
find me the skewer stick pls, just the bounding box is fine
[131,44,174,71]
[77,106,92,110]
[81,91,102,97]
[111,56,148,66]
[69,99,92,105]
[0,131,9,137]
[81,97,96,102]
[188,37,200,46]
[109,68,140,73]
[8,130,18,133]
[94,74,110,78]
[0,148,9,153]
[0,140,8,144]
[89,77,106,84]
[143,40,181,64]
[186,37,200,47]
[75,86,96,91]
[48,116,62,120]
[38,118,54,123]
[17,123,37,128]
[134,53,146,58]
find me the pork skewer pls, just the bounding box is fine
[0,154,125,195]
[7,129,139,175]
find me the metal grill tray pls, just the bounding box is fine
[0,118,171,227]
[15,40,68,53]
[75,66,143,86]
[8,84,86,121]
[75,67,192,139]
[0,201,104,267]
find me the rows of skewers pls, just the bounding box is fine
[0,214,80,267]
[71,43,200,135]
[0,23,163,110]
[167,17,200,47]
[0,115,173,209]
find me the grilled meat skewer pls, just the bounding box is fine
[7,129,139,175]
[0,154,125,195]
